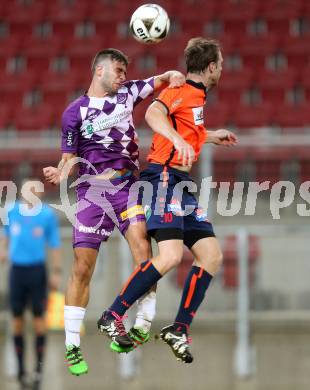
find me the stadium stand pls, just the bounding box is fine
[0,0,309,129]
[0,0,309,184]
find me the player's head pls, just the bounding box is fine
[185,37,223,88]
[91,49,129,95]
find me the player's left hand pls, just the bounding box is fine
[213,129,238,146]
[167,71,186,88]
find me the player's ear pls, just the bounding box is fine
[95,64,104,77]
[209,62,217,73]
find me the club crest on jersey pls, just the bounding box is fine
[195,208,209,222]
[167,198,184,216]
[192,106,204,125]
[117,93,127,104]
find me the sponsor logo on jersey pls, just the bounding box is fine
[192,106,204,125]
[67,131,73,146]
[81,109,132,137]
[120,205,145,221]
[33,227,43,237]
[78,225,112,236]
[171,98,182,109]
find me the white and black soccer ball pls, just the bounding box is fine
[130,4,170,44]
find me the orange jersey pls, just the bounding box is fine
[147,80,208,167]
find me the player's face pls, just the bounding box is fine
[214,51,223,84]
[206,50,223,88]
[99,60,127,95]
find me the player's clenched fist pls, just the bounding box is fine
[43,166,61,185]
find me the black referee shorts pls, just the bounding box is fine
[9,264,47,317]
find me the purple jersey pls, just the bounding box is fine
[61,77,154,176]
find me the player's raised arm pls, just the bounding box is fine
[43,152,77,185]
[145,101,195,166]
[153,70,185,90]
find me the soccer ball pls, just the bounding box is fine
[130,4,170,44]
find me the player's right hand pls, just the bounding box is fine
[43,166,61,185]
[173,137,195,167]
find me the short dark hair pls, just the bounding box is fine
[91,48,129,74]
[184,37,221,73]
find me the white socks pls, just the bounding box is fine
[134,291,156,332]
[64,305,86,347]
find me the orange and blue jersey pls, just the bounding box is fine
[147,80,208,167]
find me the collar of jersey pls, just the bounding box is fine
[186,80,207,95]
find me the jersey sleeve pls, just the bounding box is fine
[125,77,155,107]
[61,103,81,153]
[154,87,180,116]
[45,209,61,249]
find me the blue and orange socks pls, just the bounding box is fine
[174,266,213,334]
[35,334,46,373]
[13,335,24,379]
[108,260,162,317]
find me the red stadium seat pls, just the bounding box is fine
[220,6,258,36]
[88,1,133,23]
[234,103,274,129]
[21,35,63,52]
[205,102,233,129]
[14,104,55,131]
[282,35,310,69]
[238,34,279,71]
[0,105,13,129]
[0,150,25,181]
[222,234,260,289]
[219,68,254,93]
[3,1,47,37]
[259,68,298,105]
[24,44,62,74]
[259,0,303,35]
[274,103,310,128]
[178,7,215,35]
[212,149,247,183]
[0,36,22,57]
[0,72,33,108]
[28,149,60,182]
[249,147,293,184]
[40,72,78,108]
[0,36,23,73]
[296,146,310,184]
[46,1,88,41]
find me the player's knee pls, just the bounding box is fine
[210,249,223,273]
[159,251,183,270]
[134,238,151,263]
[72,256,93,284]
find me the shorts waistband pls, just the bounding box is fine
[147,163,190,178]
[95,169,133,180]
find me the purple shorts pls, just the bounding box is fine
[73,174,145,250]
